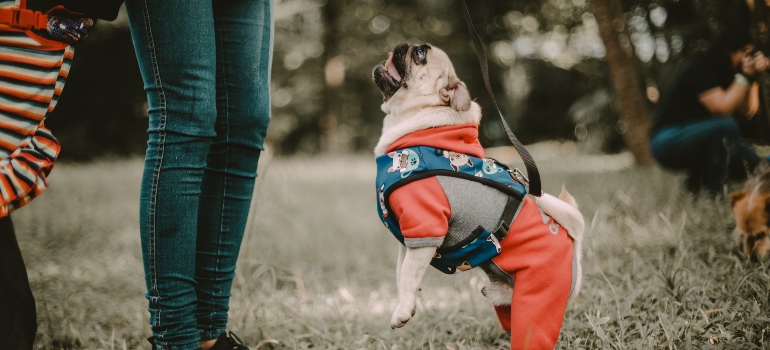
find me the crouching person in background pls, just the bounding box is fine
[650,25,767,197]
[0,1,119,348]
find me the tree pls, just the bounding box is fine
[747,0,770,142]
[321,0,342,152]
[592,0,652,165]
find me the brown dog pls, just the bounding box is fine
[730,165,770,259]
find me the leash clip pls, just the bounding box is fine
[509,168,529,187]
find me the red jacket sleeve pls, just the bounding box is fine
[389,177,451,248]
[0,125,60,218]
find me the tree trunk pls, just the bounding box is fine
[321,0,341,152]
[592,0,652,165]
[748,0,770,140]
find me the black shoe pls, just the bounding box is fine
[210,332,249,350]
[147,336,157,350]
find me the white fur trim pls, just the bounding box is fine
[374,102,482,155]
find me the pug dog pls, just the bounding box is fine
[371,43,585,349]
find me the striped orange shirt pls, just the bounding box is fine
[0,3,72,217]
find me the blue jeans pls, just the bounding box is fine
[125,1,273,349]
[650,118,760,196]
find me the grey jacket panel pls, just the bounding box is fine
[404,237,445,248]
[435,175,510,248]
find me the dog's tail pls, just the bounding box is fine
[558,185,578,209]
[538,186,584,235]
[535,185,585,301]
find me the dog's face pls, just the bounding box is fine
[372,43,471,112]
[730,190,770,259]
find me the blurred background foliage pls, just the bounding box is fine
[45,0,762,160]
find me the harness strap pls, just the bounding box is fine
[0,7,47,30]
[476,196,520,285]
[460,0,543,197]
[498,195,520,233]
[435,195,520,254]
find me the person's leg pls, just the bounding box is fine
[125,0,217,348]
[684,167,704,194]
[651,125,707,194]
[651,124,705,194]
[0,216,37,350]
[727,138,761,181]
[651,118,748,196]
[701,132,731,196]
[695,119,758,196]
[194,0,273,341]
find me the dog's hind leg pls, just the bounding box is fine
[480,270,513,306]
[482,271,514,335]
[0,216,37,350]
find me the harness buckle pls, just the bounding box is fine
[9,8,46,30]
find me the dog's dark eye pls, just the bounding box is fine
[415,48,425,60]
[413,46,428,64]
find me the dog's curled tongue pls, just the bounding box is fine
[385,52,402,82]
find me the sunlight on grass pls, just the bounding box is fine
[13,149,770,349]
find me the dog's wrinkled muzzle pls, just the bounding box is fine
[372,43,410,100]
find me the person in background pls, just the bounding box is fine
[0,0,119,348]
[124,0,273,349]
[650,25,769,197]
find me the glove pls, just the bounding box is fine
[46,15,94,44]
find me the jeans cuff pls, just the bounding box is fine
[199,328,226,341]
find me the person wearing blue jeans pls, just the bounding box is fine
[651,118,760,196]
[124,1,273,349]
[650,25,767,197]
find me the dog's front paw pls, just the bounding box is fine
[390,303,415,329]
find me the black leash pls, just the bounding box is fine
[460,0,543,197]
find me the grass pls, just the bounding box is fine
[13,144,770,349]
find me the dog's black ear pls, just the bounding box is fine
[440,75,471,112]
[730,190,747,207]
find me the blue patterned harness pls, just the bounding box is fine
[376,146,528,274]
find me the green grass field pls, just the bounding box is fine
[14,145,770,349]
